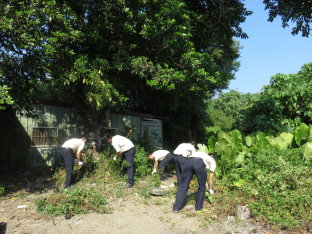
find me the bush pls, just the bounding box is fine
[37,143,154,216]
[0,186,4,196]
[37,186,106,216]
[222,148,312,227]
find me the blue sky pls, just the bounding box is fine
[227,0,312,94]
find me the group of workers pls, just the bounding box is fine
[60,134,216,212]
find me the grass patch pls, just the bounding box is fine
[37,186,107,216]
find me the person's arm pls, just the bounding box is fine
[76,143,85,161]
[208,172,214,190]
[113,151,123,160]
[76,150,82,161]
[152,160,159,174]
[206,172,215,194]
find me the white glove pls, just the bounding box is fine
[78,161,83,166]
[152,169,157,174]
[113,156,117,161]
[208,189,214,195]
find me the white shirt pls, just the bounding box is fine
[190,151,216,172]
[112,135,134,152]
[173,143,196,157]
[62,138,85,153]
[152,150,170,161]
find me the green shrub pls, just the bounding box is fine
[0,186,4,196]
[37,186,106,216]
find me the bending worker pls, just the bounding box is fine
[172,141,196,185]
[103,134,136,188]
[147,149,172,179]
[60,135,88,188]
[173,151,216,212]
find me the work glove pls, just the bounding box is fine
[78,161,83,166]
[113,156,117,161]
[152,169,157,174]
[208,189,214,195]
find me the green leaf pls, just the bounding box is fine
[229,129,243,152]
[197,144,209,153]
[294,123,309,145]
[245,135,253,147]
[207,135,216,153]
[235,152,245,166]
[269,132,294,149]
[302,142,312,159]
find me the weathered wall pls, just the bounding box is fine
[0,106,163,172]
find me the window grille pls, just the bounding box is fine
[32,127,58,146]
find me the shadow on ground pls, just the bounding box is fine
[0,167,56,196]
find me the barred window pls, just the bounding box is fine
[32,127,58,146]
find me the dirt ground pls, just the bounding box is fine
[1,191,275,234]
[0,174,279,234]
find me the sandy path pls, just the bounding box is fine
[0,189,274,234]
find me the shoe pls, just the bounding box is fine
[64,184,72,189]
[123,183,133,188]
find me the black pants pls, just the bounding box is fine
[60,148,74,188]
[124,147,136,185]
[173,157,207,211]
[158,153,186,185]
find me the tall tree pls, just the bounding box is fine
[245,63,312,133]
[263,0,312,37]
[0,0,251,145]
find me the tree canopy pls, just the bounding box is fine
[263,0,312,37]
[0,0,252,145]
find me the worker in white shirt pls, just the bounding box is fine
[103,134,136,188]
[147,150,170,173]
[172,141,196,185]
[60,136,88,188]
[173,151,216,212]
[173,141,196,157]
[190,151,216,194]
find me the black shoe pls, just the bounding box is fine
[123,183,133,188]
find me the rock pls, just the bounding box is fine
[149,187,167,196]
[64,214,72,220]
[235,205,251,220]
[184,205,193,211]
[226,216,236,223]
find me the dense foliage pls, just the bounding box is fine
[263,0,312,37]
[207,63,312,134]
[206,90,258,131]
[202,123,312,227]
[0,85,14,110]
[0,0,252,145]
[245,63,312,133]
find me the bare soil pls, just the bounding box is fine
[0,171,279,234]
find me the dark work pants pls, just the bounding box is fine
[124,147,136,185]
[158,153,186,185]
[173,157,207,211]
[172,154,187,185]
[158,153,172,171]
[60,148,74,188]
[158,153,173,179]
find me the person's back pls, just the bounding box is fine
[189,151,216,172]
[62,138,85,153]
[111,135,134,152]
[173,143,195,157]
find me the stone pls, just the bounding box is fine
[149,187,167,196]
[235,205,251,220]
